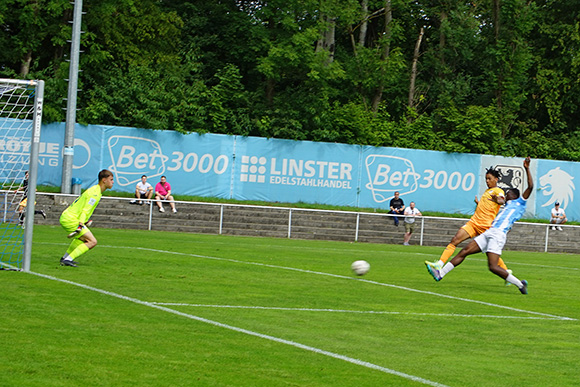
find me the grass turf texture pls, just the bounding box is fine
[2,226,579,386]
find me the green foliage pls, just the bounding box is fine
[2,0,580,160]
[189,64,252,135]
[436,105,501,154]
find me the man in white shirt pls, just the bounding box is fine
[132,175,153,205]
[403,201,422,245]
[550,202,567,231]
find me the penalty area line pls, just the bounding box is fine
[151,303,567,320]
[26,270,449,387]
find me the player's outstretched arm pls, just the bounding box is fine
[522,157,533,199]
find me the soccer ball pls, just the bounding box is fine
[351,260,370,276]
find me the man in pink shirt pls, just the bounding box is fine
[155,175,177,213]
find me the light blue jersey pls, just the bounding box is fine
[491,197,527,234]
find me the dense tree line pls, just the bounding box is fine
[2,0,579,160]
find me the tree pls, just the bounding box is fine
[2,0,580,161]
[0,0,71,77]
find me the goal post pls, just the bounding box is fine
[0,79,44,271]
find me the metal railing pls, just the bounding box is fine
[13,192,580,254]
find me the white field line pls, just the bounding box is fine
[151,303,567,320]
[26,270,449,387]
[108,245,576,321]
[34,242,578,321]
[0,262,19,270]
[468,257,580,271]
[169,241,580,272]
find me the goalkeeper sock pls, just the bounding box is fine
[69,243,89,260]
[66,239,84,255]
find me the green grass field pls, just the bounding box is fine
[2,225,579,386]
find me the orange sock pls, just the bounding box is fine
[439,244,457,264]
[499,257,508,271]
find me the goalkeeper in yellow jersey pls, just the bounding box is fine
[425,166,512,278]
[59,169,114,267]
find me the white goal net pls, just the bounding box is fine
[0,79,44,271]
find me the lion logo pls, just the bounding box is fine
[539,167,575,209]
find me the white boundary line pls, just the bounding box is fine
[151,303,568,320]
[108,245,575,321]
[469,257,580,271]
[26,270,449,387]
[34,242,578,321]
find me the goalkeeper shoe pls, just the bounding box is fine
[60,258,77,267]
[505,269,513,286]
[519,280,528,295]
[425,262,442,281]
[425,260,442,270]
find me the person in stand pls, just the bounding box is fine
[15,170,46,228]
[388,191,405,227]
[403,202,422,245]
[132,175,153,205]
[59,169,114,267]
[155,175,177,213]
[550,202,566,231]
[426,157,533,295]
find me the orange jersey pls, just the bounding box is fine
[470,186,505,229]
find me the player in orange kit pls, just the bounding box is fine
[425,167,511,279]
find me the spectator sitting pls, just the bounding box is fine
[155,175,177,213]
[403,201,422,245]
[550,202,566,231]
[132,175,153,205]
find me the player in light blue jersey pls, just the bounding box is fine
[426,157,532,294]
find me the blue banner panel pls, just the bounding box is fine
[101,126,234,197]
[481,155,539,218]
[536,159,578,221]
[232,137,360,206]
[359,146,481,214]
[0,118,32,181]
[30,121,580,221]
[36,122,102,187]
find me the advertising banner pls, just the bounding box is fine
[11,121,577,221]
[102,127,233,198]
[0,118,33,181]
[232,136,359,206]
[35,122,102,187]
[480,155,539,218]
[536,159,577,222]
[359,146,481,214]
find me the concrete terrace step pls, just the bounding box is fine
[27,192,580,254]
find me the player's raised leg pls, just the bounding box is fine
[426,228,470,270]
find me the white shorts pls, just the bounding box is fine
[474,228,507,255]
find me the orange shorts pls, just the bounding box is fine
[461,220,489,239]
